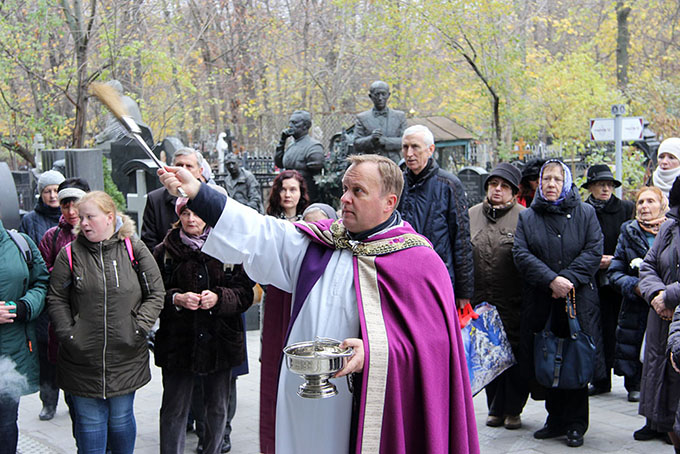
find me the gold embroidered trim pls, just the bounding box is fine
[328,220,431,256]
[356,256,388,453]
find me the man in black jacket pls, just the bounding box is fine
[582,164,635,399]
[141,148,205,251]
[398,125,474,308]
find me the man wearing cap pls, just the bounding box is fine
[469,163,528,430]
[20,169,66,245]
[582,164,635,398]
[398,124,474,308]
[354,81,408,164]
[223,153,263,213]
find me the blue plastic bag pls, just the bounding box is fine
[460,302,516,396]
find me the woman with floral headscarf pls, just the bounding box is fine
[513,160,604,448]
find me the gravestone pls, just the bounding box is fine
[0,162,21,229]
[458,166,488,207]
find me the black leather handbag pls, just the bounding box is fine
[534,289,596,389]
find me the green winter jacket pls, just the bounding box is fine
[47,215,164,398]
[0,220,49,397]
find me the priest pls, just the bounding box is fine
[158,154,478,454]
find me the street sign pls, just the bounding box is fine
[590,117,644,141]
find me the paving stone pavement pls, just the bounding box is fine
[17,330,675,453]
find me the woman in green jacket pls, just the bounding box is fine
[47,191,164,454]
[0,218,49,454]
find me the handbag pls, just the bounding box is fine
[533,289,596,389]
[460,302,516,396]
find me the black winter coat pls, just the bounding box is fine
[513,186,605,382]
[153,228,254,374]
[141,187,178,251]
[19,199,62,245]
[586,194,634,287]
[398,159,474,299]
[608,220,652,378]
[586,195,634,256]
[639,207,680,431]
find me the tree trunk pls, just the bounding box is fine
[60,0,96,148]
[616,2,631,91]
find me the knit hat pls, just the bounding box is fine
[581,164,621,189]
[485,162,522,193]
[658,137,680,163]
[38,170,65,194]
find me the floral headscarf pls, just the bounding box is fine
[538,159,573,206]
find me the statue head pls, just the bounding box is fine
[368,81,390,111]
[106,79,124,95]
[225,153,240,177]
[288,110,312,140]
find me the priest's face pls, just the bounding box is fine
[340,162,396,233]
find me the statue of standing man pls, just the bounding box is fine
[353,81,407,163]
[274,110,324,201]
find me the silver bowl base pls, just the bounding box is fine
[297,375,338,399]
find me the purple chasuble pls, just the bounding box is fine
[260,219,479,454]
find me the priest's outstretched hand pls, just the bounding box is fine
[158,166,201,199]
[335,338,364,377]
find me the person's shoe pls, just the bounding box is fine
[587,383,611,396]
[633,424,661,441]
[534,424,565,439]
[39,405,56,421]
[566,430,584,447]
[196,442,203,454]
[627,390,640,402]
[486,415,503,427]
[220,436,232,453]
[504,415,522,430]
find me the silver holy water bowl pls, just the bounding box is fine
[283,337,354,399]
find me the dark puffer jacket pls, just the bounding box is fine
[607,220,652,378]
[512,186,605,381]
[153,228,253,374]
[47,216,165,398]
[19,199,62,245]
[398,158,474,299]
[639,207,680,431]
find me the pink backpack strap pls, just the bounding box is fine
[65,242,73,271]
[123,237,135,262]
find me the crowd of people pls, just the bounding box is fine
[2,113,680,454]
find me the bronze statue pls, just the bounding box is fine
[353,81,407,163]
[274,110,324,201]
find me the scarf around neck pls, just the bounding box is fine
[652,166,680,196]
[180,226,212,250]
